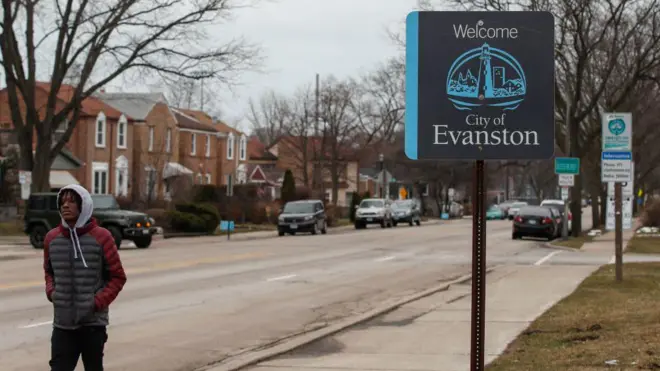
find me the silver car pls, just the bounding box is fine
[354,198,393,229]
[507,201,529,220]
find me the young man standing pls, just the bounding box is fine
[43,184,127,371]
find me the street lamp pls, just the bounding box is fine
[379,153,385,198]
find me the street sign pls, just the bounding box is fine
[404,11,555,160]
[558,174,574,187]
[560,187,569,200]
[601,151,633,182]
[399,187,408,199]
[607,162,634,197]
[555,157,580,175]
[606,196,633,230]
[602,112,632,152]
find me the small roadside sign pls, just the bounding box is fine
[607,162,634,197]
[399,187,408,199]
[601,151,632,182]
[561,187,569,200]
[558,174,574,187]
[602,112,632,152]
[554,157,580,174]
[606,196,633,230]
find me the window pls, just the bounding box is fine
[227,133,234,159]
[145,167,157,200]
[225,174,233,196]
[191,133,197,155]
[148,127,154,152]
[205,135,211,157]
[166,128,172,153]
[95,112,106,148]
[115,156,128,197]
[196,173,203,184]
[205,173,212,184]
[117,115,127,149]
[92,162,109,194]
[239,135,247,161]
[53,119,70,142]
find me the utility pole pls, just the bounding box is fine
[562,102,570,240]
[314,74,321,195]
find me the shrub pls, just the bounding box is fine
[642,199,660,227]
[349,192,363,222]
[165,210,207,233]
[281,169,296,202]
[294,186,311,200]
[175,203,220,233]
[145,208,168,227]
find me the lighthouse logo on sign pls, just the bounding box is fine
[446,41,526,111]
[608,118,625,136]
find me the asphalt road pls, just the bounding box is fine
[0,214,592,371]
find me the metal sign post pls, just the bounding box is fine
[405,11,555,371]
[614,183,623,281]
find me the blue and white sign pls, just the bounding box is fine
[602,112,632,151]
[601,151,632,182]
[606,196,633,231]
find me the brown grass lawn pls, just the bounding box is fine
[487,263,660,371]
[626,236,660,254]
[0,220,22,236]
[551,234,594,249]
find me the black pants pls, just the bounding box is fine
[50,326,107,371]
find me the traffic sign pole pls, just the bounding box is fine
[615,183,623,281]
[470,160,486,371]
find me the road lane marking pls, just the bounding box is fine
[266,274,297,282]
[534,251,562,266]
[0,251,270,292]
[20,320,52,329]
[375,256,395,262]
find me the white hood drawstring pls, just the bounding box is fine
[58,184,94,269]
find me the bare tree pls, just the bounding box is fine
[280,85,316,187]
[1,0,259,192]
[247,90,288,146]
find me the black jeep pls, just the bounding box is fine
[24,193,156,249]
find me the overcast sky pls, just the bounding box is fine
[211,0,418,130]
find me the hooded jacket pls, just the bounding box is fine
[43,184,127,329]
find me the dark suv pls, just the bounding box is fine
[24,193,156,249]
[277,200,328,236]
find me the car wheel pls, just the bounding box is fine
[393,221,398,227]
[290,231,296,236]
[387,218,393,228]
[512,233,519,240]
[29,225,48,249]
[107,226,122,249]
[312,222,319,235]
[278,229,285,236]
[415,219,421,226]
[321,221,328,234]
[133,236,152,248]
[408,219,414,226]
[380,220,386,228]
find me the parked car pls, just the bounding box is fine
[354,198,393,229]
[540,199,572,232]
[391,199,422,226]
[498,200,517,214]
[440,201,464,218]
[277,199,327,236]
[512,206,559,240]
[507,201,529,220]
[486,205,506,220]
[24,193,156,249]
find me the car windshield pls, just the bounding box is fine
[488,206,501,211]
[512,202,528,208]
[520,206,550,217]
[360,200,384,208]
[282,202,316,214]
[92,195,120,210]
[542,200,563,206]
[392,201,413,209]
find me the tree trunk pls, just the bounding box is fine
[599,188,607,227]
[31,136,54,193]
[590,182,600,229]
[17,129,34,172]
[570,173,582,237]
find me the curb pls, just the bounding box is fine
[197,267,498,371]
[541,241,583,252]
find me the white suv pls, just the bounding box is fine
[354,198,393,229]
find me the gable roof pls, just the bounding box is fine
[97,92,166,121]
[248,136,277,160]
[34,82,126,120]
[171,108,218,133]
[180,108,244,135]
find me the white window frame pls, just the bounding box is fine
[115,156,129,197]
[196,173,203,184]
[95,112,106,148]
[148,127,154,152]
[205,173,212,184]
[166,128,172,153]
[91,162,109,195]
[239,134,247,161]
[191,133,197,155]
[205,134,211,158]
[55,119,69,133]
[117,115,127,149]
[227,133,234,160]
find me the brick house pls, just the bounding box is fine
[179,109,249,187]
[99,92,191,201]
[0,83,135,196]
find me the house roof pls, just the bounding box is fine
[179,109,243,135]
[248,136,277,160]
[171,109,218,133]
[34,82,127,120]
[97,92,166,121]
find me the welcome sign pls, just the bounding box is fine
[405,11,555,160]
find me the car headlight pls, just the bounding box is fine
[304,215,313,221]
[278,215,284,220]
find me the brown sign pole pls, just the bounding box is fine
[471,160,487,371]
[615,182,623,281]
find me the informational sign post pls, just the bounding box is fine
[601,112,633,282]
[405,11,555,371]
[558,174,574,187]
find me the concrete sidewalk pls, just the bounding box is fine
[246,264,597,371]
